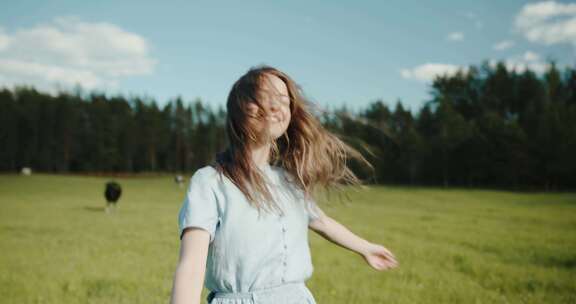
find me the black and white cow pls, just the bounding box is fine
[104,181,122,213]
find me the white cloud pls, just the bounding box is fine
[490,51,551,74]
[489,58,550,74]
[401,50,554,84]
[0,59,114,89]
[446,32,465,41]
[514,1,576,48]
[400,63,468,82]
[493,40,515,51]
[0,16,156,92]
[522,51,540,61]
[0,27,10,51]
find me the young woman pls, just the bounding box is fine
[170,65,398,304]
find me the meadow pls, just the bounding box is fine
[0,173,575,303]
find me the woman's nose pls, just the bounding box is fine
[267,99,280,113]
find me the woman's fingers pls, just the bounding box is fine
[381,253,399,267]
[372,257,397,270]
[366,244,399,270]
[375,261,388,270]
[380,250,397,264]
[382,248,396,260]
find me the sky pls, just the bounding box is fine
[0,0,574,114]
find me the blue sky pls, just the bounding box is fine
[0,0,574,114]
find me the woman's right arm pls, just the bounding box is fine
[170,227,211,304]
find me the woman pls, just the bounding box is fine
[170,64,398,304]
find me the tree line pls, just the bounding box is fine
[1,60,574,191]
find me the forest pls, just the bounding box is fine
[1,60,575,191]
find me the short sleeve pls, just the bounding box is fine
[306,197,321,223]
[178,167,220,242]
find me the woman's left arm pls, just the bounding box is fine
[308,209,399,271]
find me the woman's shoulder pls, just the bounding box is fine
[190,164,223,185]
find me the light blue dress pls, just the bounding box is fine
[177,163,320,304]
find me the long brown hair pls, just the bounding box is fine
[213,64,373,217]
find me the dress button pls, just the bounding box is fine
[282,227,287,232]
[283,261,287,266]
[283,244,288,249]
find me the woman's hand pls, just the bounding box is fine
[362,242,399,271]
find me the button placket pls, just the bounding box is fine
[280,213,288,283]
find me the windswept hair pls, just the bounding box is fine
[213,64,373,217]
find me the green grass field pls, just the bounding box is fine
[0,173,575,303]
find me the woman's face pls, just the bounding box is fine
[246,73,291,141]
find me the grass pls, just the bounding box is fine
[0,173,575,303]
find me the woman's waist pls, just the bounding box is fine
[207,281,307,302]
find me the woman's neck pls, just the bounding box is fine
[249,142,271,170]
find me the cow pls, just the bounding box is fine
[104,181,122,213]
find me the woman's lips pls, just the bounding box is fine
[266,115,281,123]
